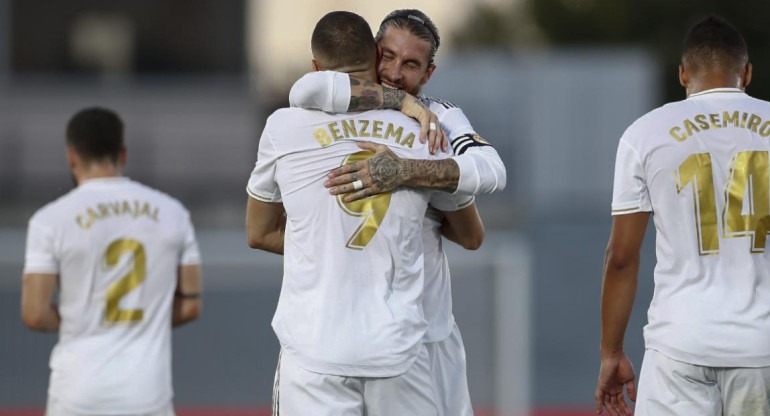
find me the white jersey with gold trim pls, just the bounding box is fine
[612,88,770,367]
[23,177,200,414]
[247,108,463,377]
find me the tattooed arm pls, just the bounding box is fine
[325,142,460,202]
[289,72,446,152]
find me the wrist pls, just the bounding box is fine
[600,345,625,358]
[383,86,406,110]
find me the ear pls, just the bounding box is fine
[742,62,753,90]
[66,146,78,170]
[421,63,437,87]
[311,59,321,72]
[118,147,127,168]
[678,64,687,89]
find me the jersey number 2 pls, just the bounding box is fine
[336,151,392,250]
[104,239,146,322]
[676,151,770,255]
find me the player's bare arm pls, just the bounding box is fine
[440,204,484,250]
[326,141,460,202]
[340,76,447,153]
[21,273,60,332]
[595,212,649,416]
[173,264,202,327]
[246,198,286,255]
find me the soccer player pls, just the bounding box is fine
[596,16,770,416]
[246,11,482,415]
[288,9,507,415]
[22,108,202,416]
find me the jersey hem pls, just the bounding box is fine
[645,343,770,368]
[47,392,173,415]
[282,344,423,378]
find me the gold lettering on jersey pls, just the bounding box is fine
[709,113,721,129]
[313,119,417,149]
[358,120,371,137]
[328,122,343,141]
[76,200,159,230]
[694,114,710,130]
[372,120,384,138]
[341,120,358,137]
[748,114,761,132]
[723,111,739,128]
[669,111,770,142]
[314,128,332,146]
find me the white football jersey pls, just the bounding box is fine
[288,72,508,344]
[247,107,462,377]
[612,88,770,367]
[23,177,200,414]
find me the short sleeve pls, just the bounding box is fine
[288,71,351,113]
[23,217,58,274]
[246,124,282,203]
[611,140,652,215]
[179,212,201,266]
[429,192,475,212]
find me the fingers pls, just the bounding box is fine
[440,128,448,153]
[328,161,362,178]
[419,109,429,144]
[324,172,360,187]
[427,113,440,154]
[626,379,637,402]
[356,141,382,153]
[594,391,604,414]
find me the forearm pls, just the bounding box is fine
[600,257,639,357]
[398,158,460,193]
[348,77,407,111]
[452,147,507,195]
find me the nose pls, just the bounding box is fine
[382,61,403,85]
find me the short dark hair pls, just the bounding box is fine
[311,11,376,70]
[376,9,440,66]
[66,107,124,163]
[682,15,748,72]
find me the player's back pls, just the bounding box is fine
[25,177,198,413]
[248,108,451,377]
[613,88,770,366]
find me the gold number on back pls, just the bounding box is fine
[104,239,146,323]
[676,150,770,255]
[676,153,720,255]
[723,151,770,252]
[336,151,392,250]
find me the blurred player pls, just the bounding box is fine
[22,108,202,416]
[288,9,507,415]
[596,15,770,416]
[246,11,482,415]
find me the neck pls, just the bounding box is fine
[686,72,743,96]
[74,163,122,185]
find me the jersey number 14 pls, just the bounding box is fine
[676,150,770,255]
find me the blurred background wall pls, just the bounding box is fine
[2,1,770,415]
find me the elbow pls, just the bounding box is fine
[247,232,266,250]
[22,310,47,331]
[604,247,639,272]
[461,229,485,250]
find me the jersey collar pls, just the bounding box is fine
[79,176,130,187]
[687,87,745,99]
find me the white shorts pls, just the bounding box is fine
[426,324,473,416]
[45,396,175,416]
[273,346,438,416]
[636,348,770,416]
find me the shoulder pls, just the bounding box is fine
[128,180,191,216]
[420,95,460,114]
[28,188,82,226]
[620,100,686,146]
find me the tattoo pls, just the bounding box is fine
[401,159,460,193]
[383,86,407,110]
[349,78,361,86]
[368,149,403,192]
[349,85,383,111]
